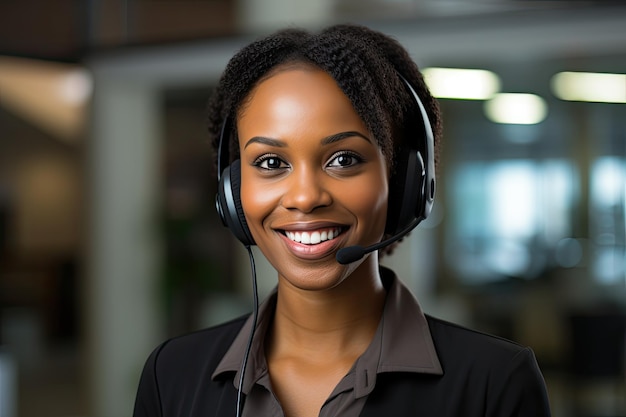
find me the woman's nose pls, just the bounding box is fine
[280,167,332,213]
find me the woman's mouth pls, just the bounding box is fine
[282,227,344,245]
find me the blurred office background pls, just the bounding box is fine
[0,1,625,416]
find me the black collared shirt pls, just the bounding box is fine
[133,267,552,417]
[213,267,443,417]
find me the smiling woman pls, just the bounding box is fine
[133,24,552,417]
[238,67,389,291]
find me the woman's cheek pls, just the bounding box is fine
[240,175,281,232]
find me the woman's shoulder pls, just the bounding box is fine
[163,315,247,351]
[147,315,248,374]
[425,314,535,366]
[422,315,551,414]
[134,316,248,416]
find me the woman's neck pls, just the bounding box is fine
[268,261,386,361]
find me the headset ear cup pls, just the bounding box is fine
[217,159,255,246]
[384,75,435,236]
[385,160,404,235]
[385,150,425,235]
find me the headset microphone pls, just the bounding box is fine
[336,217,422,264]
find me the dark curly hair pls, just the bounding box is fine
[207,23,442,257]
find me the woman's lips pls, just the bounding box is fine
[276,226,348,259]
[283,227,343,245]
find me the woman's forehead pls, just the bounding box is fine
[237,68,371,146]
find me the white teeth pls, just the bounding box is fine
[285,228,341,245]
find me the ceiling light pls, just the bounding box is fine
[551,71,626,103]
[0,56,92,142]
[422,67,500,100]
[484,93,548,125]
[57,69,93,106]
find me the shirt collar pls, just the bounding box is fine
[212,289,277,393]
[212,266,443,395]
[377,266,443,375]
[350,267,443,398]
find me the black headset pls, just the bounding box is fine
[215,73,435,249]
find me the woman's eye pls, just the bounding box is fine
[254,155,287,170]
[327,152,362,168]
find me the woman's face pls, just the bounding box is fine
[237,65,389,290]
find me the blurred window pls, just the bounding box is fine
[447,159,576,284]
[591,157,626,285]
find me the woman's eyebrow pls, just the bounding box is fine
[244,136,286,149]
[243,131,371,149]
[321,131,372,145]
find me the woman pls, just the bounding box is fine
[133,24,551,417]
